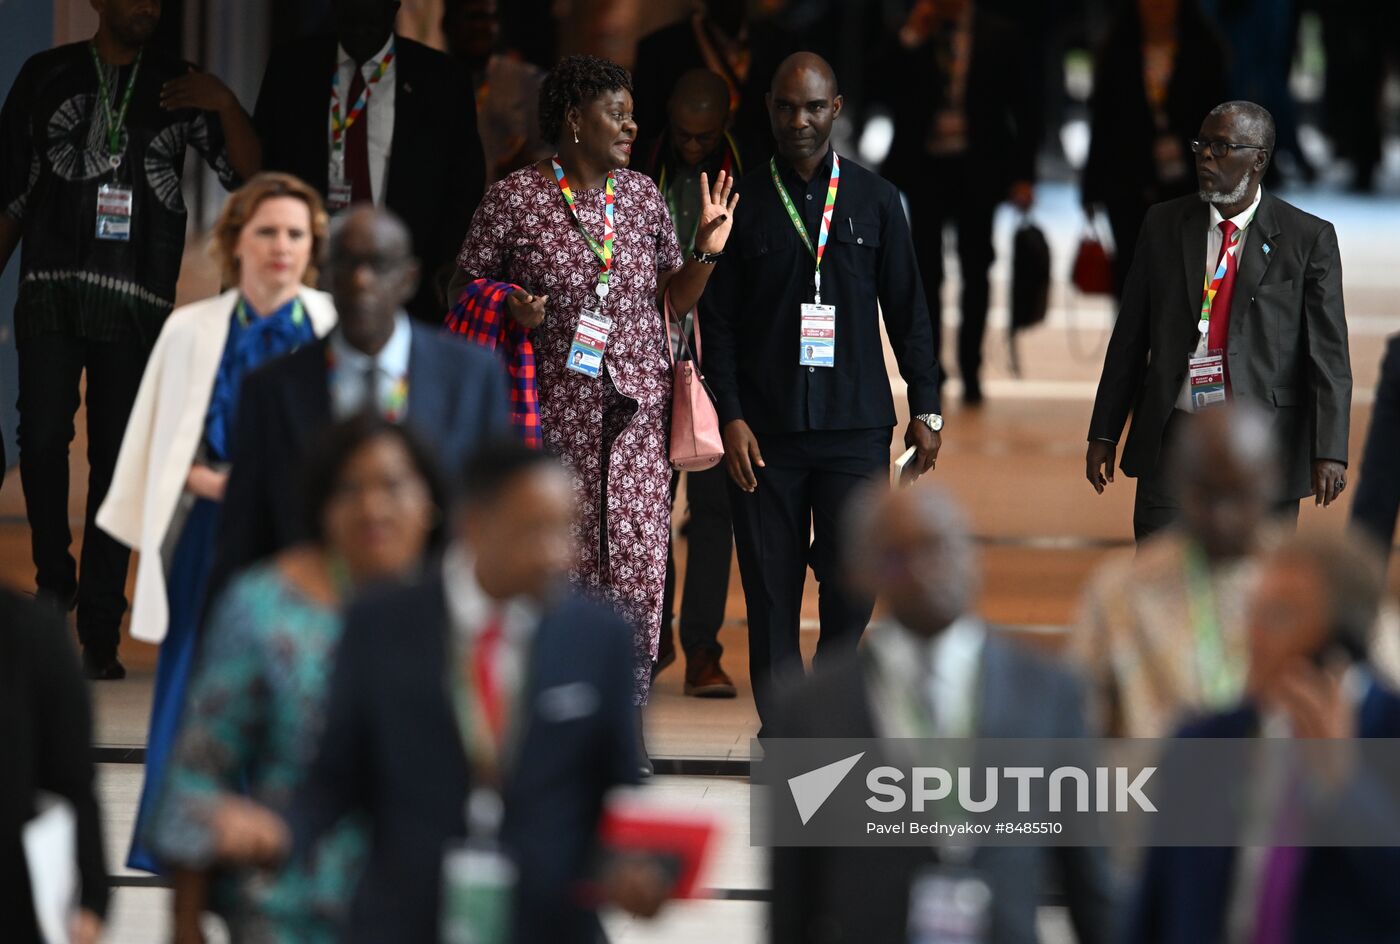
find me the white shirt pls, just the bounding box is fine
[1175,185,1265,412]
[442,545,540,774]
[327,312,411,419]
[331,36,396,206]
[866,617,986,740]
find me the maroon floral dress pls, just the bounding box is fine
[456,165,684,704]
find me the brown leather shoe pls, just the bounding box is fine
[684,651,736,698]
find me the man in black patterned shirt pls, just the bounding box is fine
[0,0,258,677]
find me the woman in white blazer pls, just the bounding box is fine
[96,173,337,873]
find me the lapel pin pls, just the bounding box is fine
[402,82,412,94]
[1262,243,1271,255]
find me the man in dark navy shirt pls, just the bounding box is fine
[702,52,942,728]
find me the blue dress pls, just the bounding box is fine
[127,295,315,873]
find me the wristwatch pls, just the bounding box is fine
[915,413,945,432]
[692,249,724,264]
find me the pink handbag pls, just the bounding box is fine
[665,294,724,471]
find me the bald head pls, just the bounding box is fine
[1169,406,1281,558]
[844,484,979,638]
[670,68,731,115]
[771,52,838,98]
[667,69,732,166]
[767,53,842,168]
[327,205,420,355]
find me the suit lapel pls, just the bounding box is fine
[1226,191,1280,345]
[1179,199,1210,348]
[384,35,411,207]
[304,40,338,194]
[405,325,449,434]
[974,636,1010,738]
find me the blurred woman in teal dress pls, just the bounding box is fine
[148,416,445,943]
[98,172,336,873]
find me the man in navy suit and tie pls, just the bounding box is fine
[207,205,511,605]
[295,442,670,943]
[1128,530,1400,943]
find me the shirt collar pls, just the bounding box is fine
[441,544,540,643]
[336,34,396,73]
[776,142,835,188]
[1209,184,1263,232]
[869,615,985,687]
[329,311,412,377]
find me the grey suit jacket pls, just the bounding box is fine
[1088,191,1350,500]
[769,630,1115,944]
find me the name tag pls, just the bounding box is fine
[1188,349,1227,411]
[328,156,353,212]
[799,303,836,368]
[566,308,611,378]
[95,184,133,241]
[441,843,515,944]
[908,865,993,944]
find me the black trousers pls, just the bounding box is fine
[17,331,151,655]
[662,464,733,659]
[1132,410,1302,543]
[903,153,999,391]
[728,428,890,726]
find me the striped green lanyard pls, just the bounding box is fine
[770,151,840,302]
[89,43,143,169]
[1184,542,1242,706]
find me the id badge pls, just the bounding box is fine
[1188,349,1227,411]
[95,184,133,242]
[441,843,516,944]
[799,303,836,368]
[566,308,611,378]
[328,156,353,212]
[907,865,993,944]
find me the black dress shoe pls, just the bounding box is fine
[82,649,126,681]
[655,629,676,674]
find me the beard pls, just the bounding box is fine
[1199,169,1252,206]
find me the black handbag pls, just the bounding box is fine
[1009,215,1051,375]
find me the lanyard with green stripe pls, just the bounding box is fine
[551,157,616,299]
[1184,542,1242,706]
[89,43,143,169]
[234,296,306,329]
[770,151,840,303]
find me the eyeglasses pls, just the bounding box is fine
[1189,139,1266,158]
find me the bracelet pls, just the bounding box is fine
[692,249,724,264]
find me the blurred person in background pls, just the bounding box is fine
[148,415,445,943]
[0,0,257,680]
[703,53,941,730]
[1126,529,1400,943]
[295,442,666,943]
[1072,405,1279,738]
[1320,0,1398,193]
[769,484,1113,944]
[98,173,337,874]
[0,589,107,944]
[453,55,738,710]
[254,0,485,320]
[1081,0,1227,296]
[638,67,744,698]
[1351,332,1400,563]
[873,0,1044,405]
[1086,101,1350,543]
[207,205,509,609]
[442,0,550,185]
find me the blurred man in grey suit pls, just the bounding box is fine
[768,485,1114,944]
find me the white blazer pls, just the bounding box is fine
[96,288,337,644]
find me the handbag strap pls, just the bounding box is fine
[663,291,703,369]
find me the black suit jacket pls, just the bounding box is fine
[769,630,1114,944]
[1088,191,1351,499]
[207,325,511,608]
[254,35,485,322]
[0,591,107,940]
[1126,684,1400,944]
[294,578,639,944]
[1351,333,1400,560]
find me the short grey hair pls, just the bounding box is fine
[1168,403,1281,502]
[841,483,981,604]
[1208,100,1276,157]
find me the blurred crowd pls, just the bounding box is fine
[2,0,1400,942]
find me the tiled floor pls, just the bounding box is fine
[6,181,1400,941]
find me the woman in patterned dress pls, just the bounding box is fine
[148,416,445,943]
[454,55,737,704]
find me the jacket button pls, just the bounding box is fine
[857,237,864,244]
[809,366,815,373]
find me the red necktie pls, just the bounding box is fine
[1206,220,1239,353]
[344,69,373,204]
[472,613,506,748]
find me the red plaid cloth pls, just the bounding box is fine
[444,278,541,448]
